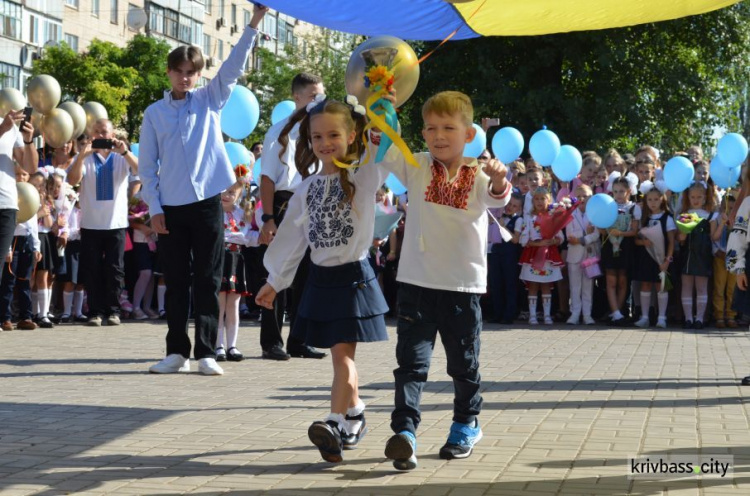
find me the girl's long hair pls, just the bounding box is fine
[679,160,716,213]
[276,99,367,205]
[641,189,670,228]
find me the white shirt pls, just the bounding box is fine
[13,214,40,252]
[565,209,600,264]
[380,151,512,293]
[78,152,132,230]
[264,162,387,291]
[646,212,677,231]
[0,125,21,210]
[261,119,319,193]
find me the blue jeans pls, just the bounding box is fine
[391,283,483,434]
[488,243,521,321]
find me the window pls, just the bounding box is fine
[219,0,224,19]
[91,0,99,16]
[192,20,202,46]
[277,19,286,48]
[243,9,249,27]
[0,62,20,90]
[65,0,78,8]
[203,33,211,57]
[204,0,211,14]
[29,14,38,44]
[110,0,118,23]
[0,0,21,40]
[149,4,164,34]
[218,40,223,61]
[178,17,191,42]
[44,21,62,44]
[64,33,79,52]
[164,8,178,38]
[230,4,236,25]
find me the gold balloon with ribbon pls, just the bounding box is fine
[41,108,75,149]
[345,36,420,109]
[0,88,26,118]
[27,75,62,114]
[82,102,109,134]
[16,182,40,224]
[58,101,87,139]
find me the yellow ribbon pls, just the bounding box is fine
[334,90,420,170]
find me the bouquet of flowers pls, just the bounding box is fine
[638,223,672,292]
[128,196,150,224]
[676,212,702,234]
[532,197,579,270]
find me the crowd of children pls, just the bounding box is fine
[486,147,746,330]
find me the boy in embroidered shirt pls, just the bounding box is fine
[377,91,511,470]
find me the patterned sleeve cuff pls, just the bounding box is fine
[488,180,512,199]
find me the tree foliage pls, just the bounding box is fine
[32,35,171,140]
[243,30,361,147]
[399,2,750,156]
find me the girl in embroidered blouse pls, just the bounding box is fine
[256,95,389,464]
[216,168,259,363]
[519,187,564,325]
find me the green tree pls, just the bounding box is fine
[399,2,750,156]
[32,35,171,140]
[243,29,361,147]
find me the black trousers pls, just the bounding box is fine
[258,191,308,352]
[161,195,223,360]
[80,227,126,318]
[0,209,17,286]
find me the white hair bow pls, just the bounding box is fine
[607,171,639,195]
[639,180,655,195]
[306,93,327,113]
[54,167,67,179]
[345,94,366,117]
[39,165,55,179]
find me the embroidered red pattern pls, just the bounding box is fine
[424,161,476,210]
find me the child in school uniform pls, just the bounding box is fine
[375,91,512,470]
[565,184,599,325]
[487,193,524,324]
[712,192,738,328]
[256,95,390,463]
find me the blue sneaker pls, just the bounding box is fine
[439,419,483,459]
[384,430,418,470]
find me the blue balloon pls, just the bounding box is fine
[221,86,260,140]
[663,156,695,193]
[385,173,406,195]
[710,157,741,189]
[491,127,524,163]
[586,193,618,229]
[130,143,139,158]
[464,124,487,159]
[717,133,748,168]
[224,142,251,167]
[253,157,262,184]
[551,145,582,182]
[529,129,561,166]
[271,100,296,125]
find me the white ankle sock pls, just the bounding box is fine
[325,412,347,433]
[345,401,365,435]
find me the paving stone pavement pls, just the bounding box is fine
[1,319,750,495]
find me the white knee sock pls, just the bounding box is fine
[542,295,552,318]
[74,290,84,317]
[657,291,668,319]
[696,296,708,322]
[640,292,651,318]
[39,289,48,318]
[157,284,166,312]
[63,291,74,316]
[45,288,53,316]
[682,298,693,321]
[528,296,538,320]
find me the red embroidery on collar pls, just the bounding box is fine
[424,161,476,210]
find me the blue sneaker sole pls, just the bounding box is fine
[385,434,417,470]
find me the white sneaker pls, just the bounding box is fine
[544,316,553,325]
[583,316,596,325]
[566,315,579,325]
[529,315,538,325]
[198,358,224,376]
[656,317,667,328]
[149,354,189,374]
[132,308,148,320]
[634,316,650,328]
[144,308,159,319]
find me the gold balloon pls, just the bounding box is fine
[345,36,420,109]
[27,75,62,114]
[17,182,40,224]
[58,101,87,139]
[0,88,26,118]
[82,101,108,134]
[41,108,75,149]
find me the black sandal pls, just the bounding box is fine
[227,347,244,362]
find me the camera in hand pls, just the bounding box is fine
[91,138,115,149]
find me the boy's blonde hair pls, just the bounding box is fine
[422,91,473,127]
[575,184,593,196]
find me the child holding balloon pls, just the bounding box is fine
[519,187,565,325]
[600,176,641,324]
[677,178,718,329]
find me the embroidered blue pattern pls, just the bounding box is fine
[306,177,354,249]
[93,153,115,201]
